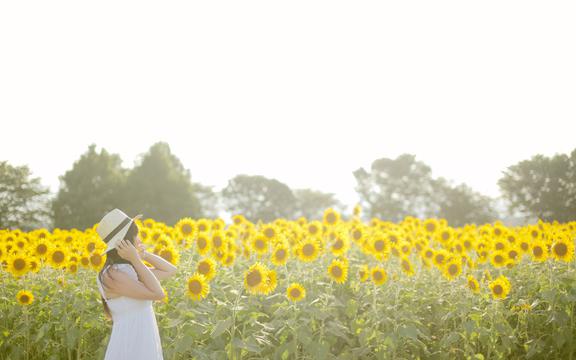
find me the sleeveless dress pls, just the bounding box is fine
[95,263,164,360]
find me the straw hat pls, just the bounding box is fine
[96,208,143,253]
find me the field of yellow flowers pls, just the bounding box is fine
[1,206,576,359]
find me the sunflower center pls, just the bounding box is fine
[198,262,210,275]
[442,232,450,241]
[509,250,518,259]
[309,225,318,235]
[554,243,568,256]
[494,255,504,264]
[87,243,96,252]
[426,223,436,232]
[37,244,48,254]
[435,255,445,264]
[374,271,383,281]
[521,242,529,251]
[247,270,262,287]
[493,284,503,295]
[90,253,102,266]
[331,265,343,278]
[333,239,343,250]
[14,259,26,271]
[495,243,504,250]
[264,228,275,238]
[302,244,315,257]
[255,239,265,250]
[374,240,384,252]
[20,295,30,303]
[353,230,362,240]
[402,260,410,271]
[468,280,477,290]
[326,213,336,224]
[53,251,65,263]
[189,280,202,294]
[290,288,301,298]
[533,246,543,257]
[213,236,222,247]
[198,237,207,249]
[448,264,458,275]
[275,249,286,260]
[161,250,173,262]
[182,224,193,235]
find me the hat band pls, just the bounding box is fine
[103,217,133,243]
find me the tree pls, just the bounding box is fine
[221,175,297,223]
[498,149,576,222]
[353,154,497,224]
[52,144,128,230]
[293,188,346,220]
[122,142,202,225]
[353,154,438,221]
[434,178,497,226]
[192,182,219,218]
[0,161,52,230]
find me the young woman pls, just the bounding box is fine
[96,220,177,360]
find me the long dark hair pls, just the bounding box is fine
[98,221,139,321]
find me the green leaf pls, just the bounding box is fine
[211,318,232,338]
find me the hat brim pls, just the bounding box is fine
[103,215,143,253]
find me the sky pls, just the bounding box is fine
[1,1,575,213]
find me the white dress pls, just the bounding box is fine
[96,263,164,360]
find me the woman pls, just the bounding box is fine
[95,211,177,360]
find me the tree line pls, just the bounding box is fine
[1,142,575,230]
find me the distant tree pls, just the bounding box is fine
[0,161,52,230]
[434,178,497,226]
[221,175,296,223]
[353,154,438,221]
[52,144,128,230]
[192,182,219,218]
[122,142,202,225]
[293,188,346,220]
[498,149,576,222]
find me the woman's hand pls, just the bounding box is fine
[136,243,149,261]
[116,239,141,263]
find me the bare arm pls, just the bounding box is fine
[142,251,177,281]
[102,267,165,301]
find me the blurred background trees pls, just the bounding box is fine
[2,144,574,229]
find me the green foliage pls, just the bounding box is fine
[354,154,497,225]
[293,189,345,221]
[51,144,128,230]
[0,161,52,230]
[498,149,576,222]
[221,175,297,223]
[122,142,202,225]
[2,251,576,359]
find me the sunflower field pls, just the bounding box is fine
[1,206,576,359]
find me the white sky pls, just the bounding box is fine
[1,1,575,212]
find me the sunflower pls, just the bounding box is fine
[297,238,321,263]
[271,245,289,266]
[16,290,34,306]
[550,235,574,262]
[260,224,277,241]
[156,246,180,265]
[530,241,548,262]
[423,219,439,235]
[330,233,350,257]
[47,247,68,269]
[34,239,51,259]
[433,249,448,268]
[442,260,462,281]
[400,257,415,276]
[286,283,306,302]
[370,266,387,286]
[467,275,480,293]
[175,217,197,239]
[7,254,29,277]
[187,273,210,301]
[194,232,210,254]
[323,208,341,226]
[327,258,348,284]
[370,236,390,260]
[490,251,508,268]
[211,231,225,250]
[251,235,269,256]
[489,275,511,300]
[261,269,278,295]
[196,258,217,281]
[223,253,236,267]
[244,262,268,295]
[306,221,322,237]
[358,264,370,282]
[86,251,104,270]
[353,204,362,217]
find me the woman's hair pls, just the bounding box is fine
[98,221,139,321]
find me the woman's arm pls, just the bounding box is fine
[139,245,178,281]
